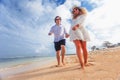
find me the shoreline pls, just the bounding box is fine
[0,57,56,80]
[1,47,120,80]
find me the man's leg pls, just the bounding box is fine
[56,50,61,66]
[61,45,66,65]
[54,42,61,66]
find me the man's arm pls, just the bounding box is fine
[64,27,69,38]
[48,26,54,36]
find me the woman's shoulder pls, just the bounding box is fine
[76,14,86,21]
[78,14,86,18]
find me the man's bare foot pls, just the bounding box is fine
[55,65,62,67]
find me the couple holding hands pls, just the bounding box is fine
[48,6,90,69]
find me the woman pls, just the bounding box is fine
[69,6,90,69]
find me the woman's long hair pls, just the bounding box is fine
[72,7,87,19]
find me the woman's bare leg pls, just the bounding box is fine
[81,41,88,65]
[73,40,84,69]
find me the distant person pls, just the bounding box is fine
[48,16,69,67]
[69,6,90,69]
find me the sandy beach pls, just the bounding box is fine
[3,47,120,80]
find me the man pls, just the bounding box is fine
[48,16,69,67]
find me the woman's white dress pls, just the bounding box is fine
[69,14,90,41]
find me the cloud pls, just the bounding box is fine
[0,0,63,57]
[0,0,120,57]
[87,0,120,46]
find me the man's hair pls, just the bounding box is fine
[54,16,61,22]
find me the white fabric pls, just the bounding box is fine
[69,14,90,41]
[49,24,67,42]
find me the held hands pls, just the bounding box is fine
[65,34,70,38]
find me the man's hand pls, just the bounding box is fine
[65,34,70,38]
[48,33,52,35]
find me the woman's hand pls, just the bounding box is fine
[72,24,79,31]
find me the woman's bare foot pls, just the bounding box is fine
[62,62,66,66]
[85,62,94,67]
[81,63,85,70]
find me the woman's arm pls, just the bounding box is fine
[72,24,79,31]
[76,15,86,29]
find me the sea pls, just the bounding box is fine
[0,56,56,79]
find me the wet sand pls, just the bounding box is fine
[3,47,120,80]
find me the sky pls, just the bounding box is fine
[0,0,120,58]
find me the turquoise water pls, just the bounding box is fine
[0,56,56,79]
[0,56,55,69]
